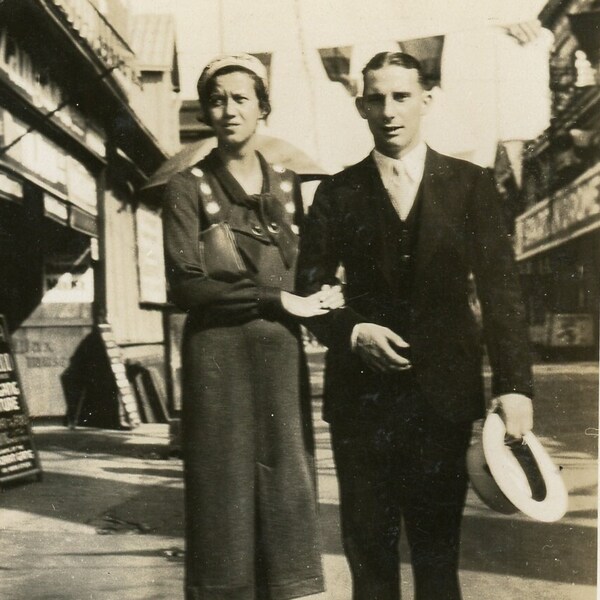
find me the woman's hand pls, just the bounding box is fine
[281,285,345,318]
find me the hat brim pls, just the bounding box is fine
[467,440,519,514]
[482,413,568,523]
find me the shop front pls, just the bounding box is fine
[0,15,112,418]
[0,4,177,424]
[0,105,103,418]
[515,161,600,356]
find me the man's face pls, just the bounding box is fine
[356,65,431,159]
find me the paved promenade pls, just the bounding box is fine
[1,359,597,599]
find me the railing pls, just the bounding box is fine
[44,0,139,94]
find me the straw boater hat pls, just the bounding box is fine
[467,412,568,522]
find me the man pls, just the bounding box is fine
[296,52,533,600]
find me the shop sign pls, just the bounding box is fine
[2,110,67,188]
[43,193,69,224]
[66,156,97,215]
[547,313,595,348]
[1,109,98,214]
[135,205,167,304]
[0,315,42,486]
[0,171,23,203]
[70,205,98,237]
[515,162,600,260]
[0,27,106,157]
[11,324,92,418]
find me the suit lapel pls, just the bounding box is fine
[414,148,455,283]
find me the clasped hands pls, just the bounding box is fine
[353,323,533,438]
[281,284,345,318]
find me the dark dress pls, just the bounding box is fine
[162,149,324,600]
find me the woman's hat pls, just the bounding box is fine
[467,412,568,522]
[197,53,268,98]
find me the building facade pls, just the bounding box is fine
[0,0,179,420]
[514,0,599,358]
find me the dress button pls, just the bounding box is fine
[267,222,280,234]
[206,201,220,215]
[252,225,263,236]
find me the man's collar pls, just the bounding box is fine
[371,142,427,182]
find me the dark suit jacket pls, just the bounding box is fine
[296,148,533,424]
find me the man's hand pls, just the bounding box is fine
[353,323,411,373]
[316,284,345,310]
[493,393,533,439]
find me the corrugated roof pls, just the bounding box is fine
[130,13,176,71]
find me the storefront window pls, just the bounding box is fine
[41,222,94,307]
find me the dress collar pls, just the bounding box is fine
[203,148,270,206]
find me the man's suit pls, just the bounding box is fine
[296,147,533,599]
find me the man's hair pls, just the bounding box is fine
[361,52,427,89]
[197,65,271,125]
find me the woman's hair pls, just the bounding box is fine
[197,65,271,125]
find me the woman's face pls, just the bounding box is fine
[207,70,263,148]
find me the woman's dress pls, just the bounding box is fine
[162,149,324,600]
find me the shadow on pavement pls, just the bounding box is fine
[54,549,185,561]
[318,502,597,586]
[30,428,170,459]
[2,470,184,536]
[104,467,182,478]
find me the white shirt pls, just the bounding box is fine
[372,142,427,221]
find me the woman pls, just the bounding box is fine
[162,54,339,600]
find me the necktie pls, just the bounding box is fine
[387,161,412,221]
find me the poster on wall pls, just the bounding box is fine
[0,315,42,486]
[135,205,167,305]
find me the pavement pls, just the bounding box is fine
[0,358,597,600]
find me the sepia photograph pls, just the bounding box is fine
[0,0,598,598]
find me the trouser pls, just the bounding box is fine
[330,378,472,600]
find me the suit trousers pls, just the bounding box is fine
[329,374,472,600]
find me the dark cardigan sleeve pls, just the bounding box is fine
[162,171,282,318]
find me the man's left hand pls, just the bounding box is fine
[493,393,533,439]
